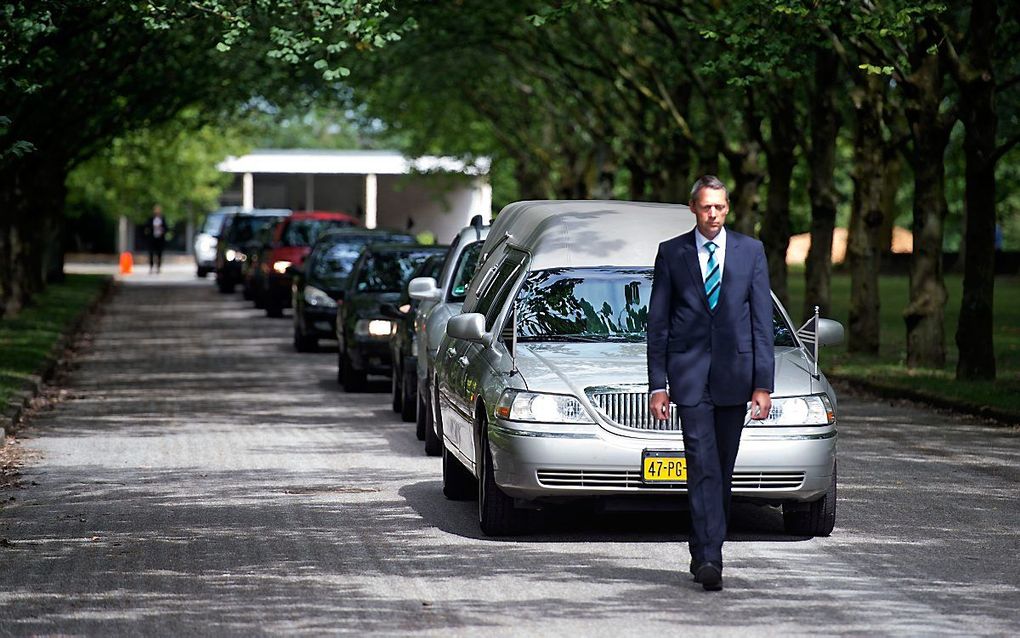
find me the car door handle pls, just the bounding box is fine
[447,347,457,358]
[457,356,470,368]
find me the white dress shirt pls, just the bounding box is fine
[696,226,726,283]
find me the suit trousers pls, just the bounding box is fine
[676,385,745,565]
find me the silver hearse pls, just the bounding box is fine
[408,219,489,452]
[434,200,843,536]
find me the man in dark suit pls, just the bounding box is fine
[146,204,167,273]
[647,175,774,591]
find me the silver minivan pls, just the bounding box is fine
[408,219,489,451]
[434,200,843,536]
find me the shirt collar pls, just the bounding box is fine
[695,226,726,250]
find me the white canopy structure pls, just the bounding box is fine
[217,149,492,241]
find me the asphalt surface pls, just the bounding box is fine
[1,268,1018,636]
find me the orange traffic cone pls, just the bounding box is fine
[119,251,133,275]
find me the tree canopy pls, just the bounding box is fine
[1,0,1018,382]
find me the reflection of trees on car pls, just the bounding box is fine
[515,266,800,346]
[283,220,353,246]
[357,252,435,293]
[516,268,652,341]
[316,243,365,279]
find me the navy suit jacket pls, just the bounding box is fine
[647,229,775,407]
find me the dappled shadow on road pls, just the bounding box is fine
[398,480,799,545]
[3,269,1019,635]
[2,462,1015,636]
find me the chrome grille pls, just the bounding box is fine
[587,387,681,433]
[536,469,805,491]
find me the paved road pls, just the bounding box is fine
[1,271,1018,636]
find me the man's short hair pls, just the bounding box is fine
[690,175,729,204]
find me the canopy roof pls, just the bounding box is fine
[218,149,489,176]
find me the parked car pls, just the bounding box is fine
[408,218,488,449]
[336,243,448,392]
[241,222,278,304]
[194,207,238,278]
[253,211,360,317]
[386,253,447,423]
[434,200,843,536]
[215,209,291,293]
[292,229,416,352]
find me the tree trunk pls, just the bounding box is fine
[628,160,649,201]
[955,0,999,381]
[879,150,901,253]
[903,25,953,369]
[759,90,797,307]
[847,74,886,355]
[804,49,841,322]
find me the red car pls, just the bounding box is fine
[255,211,360,316]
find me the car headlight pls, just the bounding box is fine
[749,394,835,426]
[225,249,237,261]
[303,285,337,308]
[495,390,594,424]
[355,318,395,337]
[273,260,292,274]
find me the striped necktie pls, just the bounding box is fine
[705,241,720,310]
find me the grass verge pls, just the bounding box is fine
[786,271,1020,423]
[0,274,111,412]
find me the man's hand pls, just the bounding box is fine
[750,389,772,420]
[649,391,670,421]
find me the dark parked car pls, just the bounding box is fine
[242,222,278,303]
[215,209,291,293]
[336,243,447,392]
[386,253,447,422]
[292,229,416,352]
[254,211,360,317]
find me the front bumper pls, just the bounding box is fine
[218,260,243,285]
[487,420,836,505]
[266,273,293,307]
[301,305,337,339]
[349,338,393,375]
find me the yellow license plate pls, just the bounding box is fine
[642,451,687,483]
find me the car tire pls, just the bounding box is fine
[415,382,428,441]
[197,266,209,278]
[293,323,317,353]
[217,277,234,294]
[265,302,283,318]
[443,444,475,501]
[424,377,442,457]
[340,347,366,392]
[478,417,528,536]
[400,359,416,423]
[243,282,255,302]
[390,361,402,413]
[783,461,836,537]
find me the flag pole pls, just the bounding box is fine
[813,305,820,377]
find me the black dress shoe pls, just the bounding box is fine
[695,562,723,591]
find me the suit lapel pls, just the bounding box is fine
[680,232,711,314]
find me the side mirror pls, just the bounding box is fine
[447,313,488,343]
[817,318,844,347]
[408,276,442,302]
